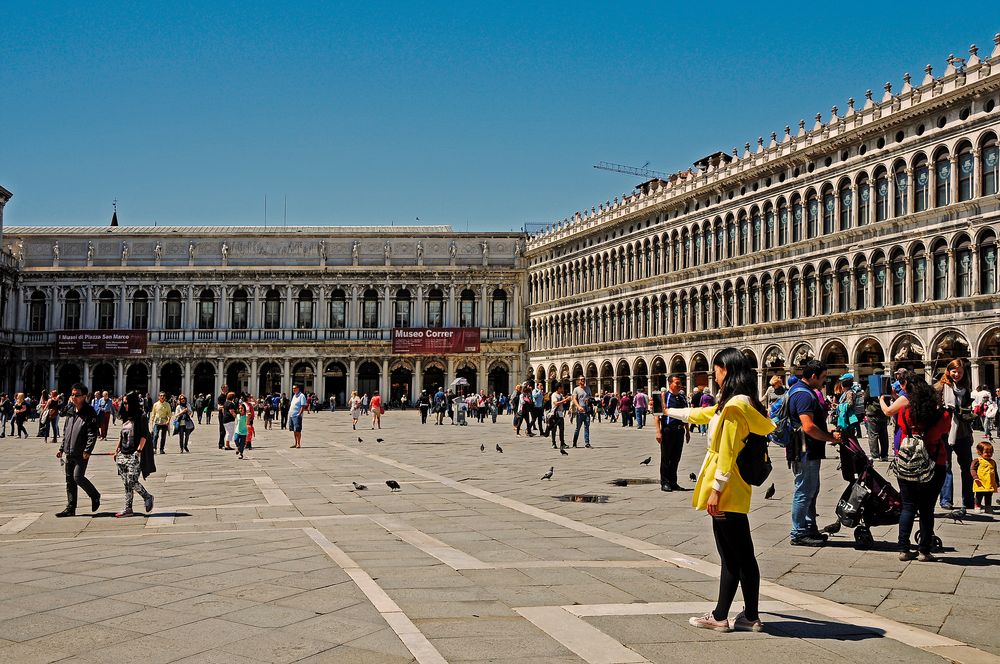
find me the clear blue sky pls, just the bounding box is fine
[3,3,998,231]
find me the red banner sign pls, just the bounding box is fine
[391,328,480,354]
[56,331,148,357]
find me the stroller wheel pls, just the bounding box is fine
[914,531,944,552]
[853,526,874,550]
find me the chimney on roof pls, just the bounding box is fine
[111,198,119,227]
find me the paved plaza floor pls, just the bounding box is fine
[0,410,998,663]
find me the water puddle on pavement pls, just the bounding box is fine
[557,494,610,503]
[609,478,658,487]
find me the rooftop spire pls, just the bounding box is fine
[111,198,118,227]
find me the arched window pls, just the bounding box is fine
[822,186,835,234]
[712,287,722,327]
[839,181,852,230]
[748,280,758,324]
[263,288,281,329]
[751,210,761,252]
[738,214,749,255]
[132,290,149,330]
[792,196,804,242]
[702,227,711,263]
[297,289,314,329]
[714,222,724,260]
[804,268,816,316]
[393,289,410,328]
[761,276,772,322]
[726,220,736,258]
[723,286,734,327]
[913,155,929,213]
[459,289,476,328]
[854,260,868,310]
[361,289,379,329]
[980,231,998,294]
[890,252,906,305]
[873,254,887,308]
[231,288,249,329]
[778,201,789,245]
[680,230,690,269]
[328,289,346,329]
[955,238,972,298]
[820,265,834,315]
[982,136,999,196]
[875,168,890,221]
[935,151,951,206]
[774,274,786,321]
[198,289,215,329]
[837,263,850,313]
[930,242,946,301]
[856,175,870,226]
[807,193,819,238]
[764,207,775,250]
[912,245,927,303]
[64,290,82,329]
[165,289,183,330]
[28,291,46,332]
[426,288,444,327]
[893,161,908,217]
[736,284,746,326]
[790,272,801,318]
[958,143,974,201]
[97,289,115,330]
[491,289,508,327]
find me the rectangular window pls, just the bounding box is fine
[983,147,999,196]
[165,301,182,329]
[981,245,997,295]
[874,268,885,308]
[821,277,832,315]
[892,263,905,305]
[297,301,313,329]
[823,194,835,234]
[739,223,747,255]
[913,257,926,303]
[491,299,507,327]
[914,166,929,212]
[959,153,974,201]
[805,280,815,317]
[807,200,818,238]
[98,301,115,330]
[855,273,866,310]
[459,300,475,328]
[394,299,410,328]
[362,300,378,328]
[935,160,951,206]
[29,302,45,332]
[427,300,443,327]
[956,249,972,298]
[857,184,870,225]
[778,210,788,245]
[792,205,803,242]
[894,172,908,217]
[198,301,214,329]
[932,256,946,300]
[263,300,280,329]
[231,300,248,329]
[132,300,148,330]
[329,300,345,328]
[838,275,850,313]
[839,189,852,230]
[876,177,889,221]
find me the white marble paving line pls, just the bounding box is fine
[368,515,494,570]
[515,606,649,664]
[144,513,175,529]
[164,475,264,483]
[303,527,448,664]
[331,442,997,664]
[563,600,795,618]
[0,525,307,542]
[252,476,293,506]
[0,512,43,534]
[2,459,38,475]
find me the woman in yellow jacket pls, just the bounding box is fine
[665,347,775,633]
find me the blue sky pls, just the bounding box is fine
[2,3,998,230]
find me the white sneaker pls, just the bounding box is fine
[688,613,730,632]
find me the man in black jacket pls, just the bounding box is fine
[55,383,101,517]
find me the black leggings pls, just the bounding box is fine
[711,512,760,622]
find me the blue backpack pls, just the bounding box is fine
[768,384,813,449]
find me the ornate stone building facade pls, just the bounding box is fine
[2,225,525,403]
[525,40,1000,396]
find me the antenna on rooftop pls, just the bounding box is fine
[594,161,669,180]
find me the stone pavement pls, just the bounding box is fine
[0,410,997,663]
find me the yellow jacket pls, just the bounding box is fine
[972,458,998,493]
[667,395,776,514]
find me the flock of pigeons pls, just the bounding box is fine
[347,435,778,500]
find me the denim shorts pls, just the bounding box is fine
[289,415,303,432]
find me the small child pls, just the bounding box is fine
[971,441,997,514]
[234,403,249,460]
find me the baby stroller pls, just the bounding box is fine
[832,434,911,550]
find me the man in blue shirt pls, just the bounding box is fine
[531,383,546,436]
[787,360,841,546]
[657,375,689,492]
[288,384,307,448]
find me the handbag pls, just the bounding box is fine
[736,432,773,486]
[890,412,935,483]
[835,481,869,528]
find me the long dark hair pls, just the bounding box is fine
[905,375,942,430]
[714,347,767,416]
[121,391,143,422]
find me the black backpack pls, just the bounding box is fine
[737,432,773,486]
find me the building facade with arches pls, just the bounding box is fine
[525,42,1000,396]
[1,226,525,404]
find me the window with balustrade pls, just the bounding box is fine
[165,290,183,329]
[97,289,115,330]
[29,291,46,332]
[231,289,249,329]
[361,289,379,329]
[263,289,281,329]
[198,289,215,329]
[491,289,508,327]
[132,291,148,330]
[297,289,314,329]
[393,289,410,328]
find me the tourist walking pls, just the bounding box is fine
[417,390,430,423]
[935,360,975,513]
[762,375,785,415]
[787,360,841,547]
[112,392,154,518]
[531,382,545,436]
[288,384,307,447]
[619,392,633,427]
[891,375,948,561]
[664,347,774,633]
[40,389,60,444]
[865,393,890,462]
[349,390,362,429]
[55,383,101,517]
[203,392,213,424]
[280,392,290,429]
[94,391,112,440]
[13,393,29,438]
[370,390,383,429]
[549,382,571,450]
[657,374,689,492]
[234,402,249,459]
[0,393,11,437]
[151,392,171,454]
[835,374,863,441]
[971,441,997,513]
[217,384,229,449]
[634,388,649,430]
[173,394,193,453]
[571,377,593,448]
[222,391,237,450]
[881,368,912,455]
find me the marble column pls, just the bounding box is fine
[183,359,192,397]
[479,284,489,328]
[284,285,294,332]
[249,357,258,395]
[447,285,457,327]
[348,357,357,395]
[115,360,125,395]
[218,286,228,330]
[215,358,225,392]
[48,362,56,390]
[151,288,162,331]
[415,286,425,327]
[414,358,423,393]
[118,284,128,329]
[380,358,389,398]
[446,356,456,390]
[151,359,160,397]
[185,286,195,330]
[282,358,291,395]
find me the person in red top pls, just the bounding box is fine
[894,375,950,562]
[370,391,383,430]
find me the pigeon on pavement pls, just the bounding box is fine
[357,437,363,443]
[480,444,485,452]
[352,482,367,491]
[689,473,698,482]
[560,448,569,456]
[640,457,651,465]
[496,444,503,453]
[764,483,776,500]
[376,438,384,443]
[386,480,401,492]
[541,467,554,480]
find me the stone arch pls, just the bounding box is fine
[632,358,649,393]
[691,352,710,392]
[889,333,925,372]
[650,356,667,391]
[854,337,886,382]
[929,329,971,375]
[126,362,150,395]
[977,326,1000,390]
[615,359,631,394]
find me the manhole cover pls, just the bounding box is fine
[609,478,659,486]
[557,495,610,503]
